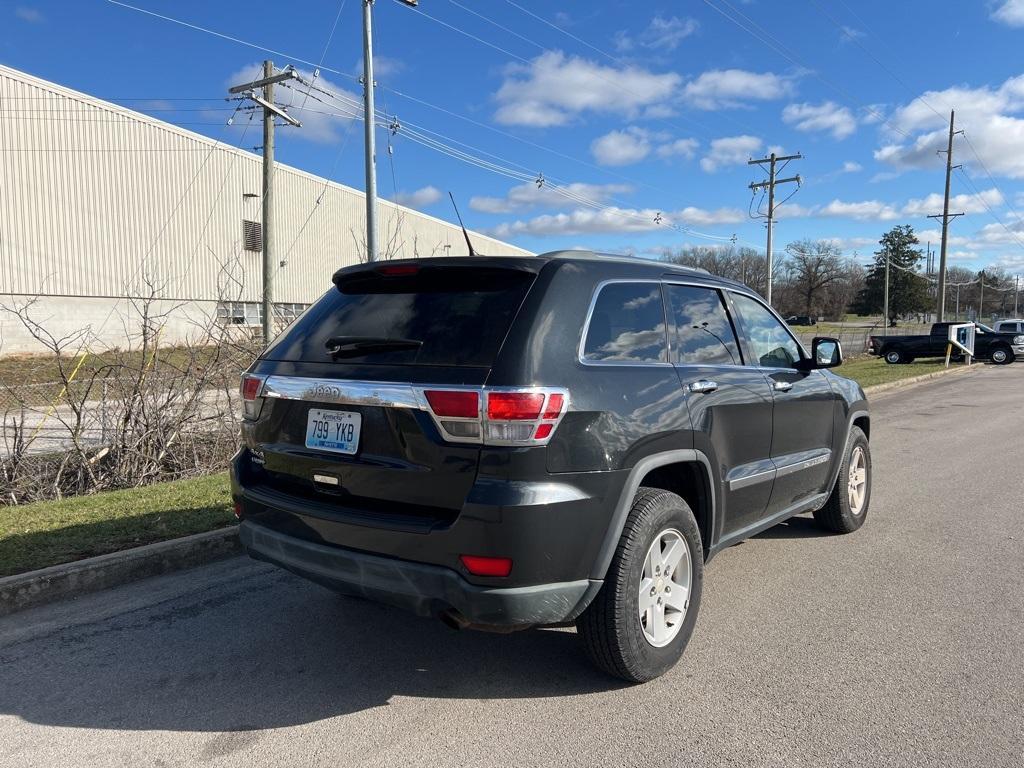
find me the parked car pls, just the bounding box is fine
[868,322,1024,365]
[231,251,872,682]
[994,319,1024,334]
[786,315,817,326]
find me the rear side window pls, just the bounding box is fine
[666,285,741,366]
[583,282,668,363]
[264,266,535,367]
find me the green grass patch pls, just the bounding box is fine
[835,356,955,389]
[0,473,234,577]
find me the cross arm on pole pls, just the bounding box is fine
[228,69,299,94]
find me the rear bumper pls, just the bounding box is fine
[240,520,598,626]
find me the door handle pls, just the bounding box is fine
[688,380,719,394]
[773,380,793,392]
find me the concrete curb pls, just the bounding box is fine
[0,526,241,618]
[862,362,981,396]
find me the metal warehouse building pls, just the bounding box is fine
[0,64,531,354]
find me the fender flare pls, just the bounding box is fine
[828,408,870,491]
[589,449,716,581]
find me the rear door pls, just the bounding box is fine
[728,292,837,516]
[665,282,775,540]
[244,263,538,536]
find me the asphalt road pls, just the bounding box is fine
[2,365,1022,768]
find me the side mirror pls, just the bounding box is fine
[810,337,843,369]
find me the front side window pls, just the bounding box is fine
[666,285,741,366]
[583,282,668,363]
[730,293,802,369]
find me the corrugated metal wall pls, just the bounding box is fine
[0,65,532,305]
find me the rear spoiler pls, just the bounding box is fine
[332,258,543,291]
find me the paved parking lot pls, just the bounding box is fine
[1,365,1022,767]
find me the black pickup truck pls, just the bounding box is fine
[869,322,1024,365]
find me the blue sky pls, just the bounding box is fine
[4,0,1024,273]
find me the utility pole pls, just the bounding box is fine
[360,0,418,262]
[928,110,964,322]
[361,0,379,262]
[883,247,890,335]
[979,270,985,321]
[228,61,300,344]
[748,152,802,306]
[1015,274,1019,316]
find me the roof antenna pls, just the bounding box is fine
[448,191,478,257]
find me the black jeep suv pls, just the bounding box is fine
[231,251,872,682]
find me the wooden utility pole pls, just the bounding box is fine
[748,152,802,306]
[928,110,964,322]
[228,61,300,344]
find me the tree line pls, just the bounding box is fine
[663,225,1021,322]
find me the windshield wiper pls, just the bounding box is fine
[325,336,423,358]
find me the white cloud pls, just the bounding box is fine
[842,161,863,173]
[860,103,887,125]
[900,188,1004,217]
[683,69,794,110]
[616,15,700,52]
[700,135,762,172]
[14,6,43,23]
[656,138,699,160]
[351,55,404,78]
[876,73,1024,178]
[782,101,857,139]
[591,127,652,165]
[394,186,441,209]
[992,0,1024,27]
[469,182,633,214]
[493,51,681,127]
[489,205,743,237]
[817,199,901,220]
[226,64,358,144]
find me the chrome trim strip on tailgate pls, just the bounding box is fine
[261,376,425,410]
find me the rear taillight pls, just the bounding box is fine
[460,554,513,577]
[240,374,266,420]
[421,387,568,446]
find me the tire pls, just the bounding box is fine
[814,426,871,534]
[990,345,1014,365]
[883,348,905,364]
[577,487,704,683]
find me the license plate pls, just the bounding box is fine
[305,409,361,455]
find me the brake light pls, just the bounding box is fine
[240,374,266,420]
[421,387,568,446]
[460,554,513,577]
[424,389,479,418]
[376,264,420,277]
[487,392,544,420]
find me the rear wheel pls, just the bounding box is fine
[883,348,905,364]
[577,488,703,683]
[814,426,871,534]
[991,345,1014,365]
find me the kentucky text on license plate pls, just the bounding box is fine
[305,409,361,455]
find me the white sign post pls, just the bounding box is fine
[946,323,976,367]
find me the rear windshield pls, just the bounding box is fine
[264,266,536,367]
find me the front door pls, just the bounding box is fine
[665,283,775,542]
[728,293,838,516]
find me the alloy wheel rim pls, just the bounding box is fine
[638,528,691,648]
[994,350,1006,363]
[848,446,868,515]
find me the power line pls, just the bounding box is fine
[806,0,948,122]
[106,0,357,80]
[501,0,628,66]
[701,0,908,138]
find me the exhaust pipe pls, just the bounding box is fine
[439,609,531,634]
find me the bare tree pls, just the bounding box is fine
[784,240,846,317]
